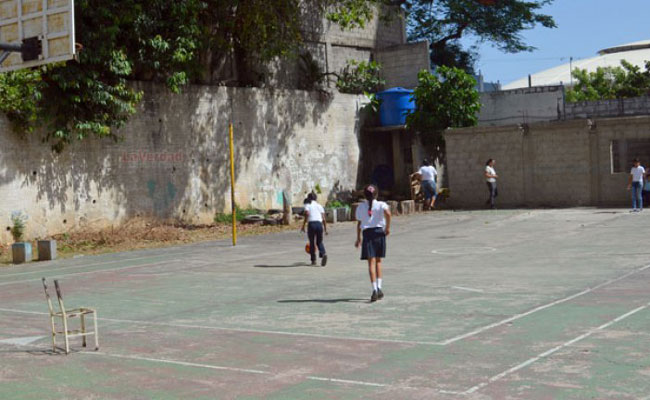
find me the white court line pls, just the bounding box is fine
[0,246,296,288]
[432,247,496,255]
[462,302,650,395]
[80,351,408,390]
[0,251,194,279]
[438,262,650,345]
[0,259,184,287]
[0,308,444,347]
[451,286,484,293]
[82,351,270,375]
[3,262,650,348]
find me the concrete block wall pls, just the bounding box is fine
[444,125,525,208]
[444,116,650,208]
[566,96,650,119]
[478,85,564,127]
[375,41,430,89]
[317,6,405,49]
[0,83,365,243]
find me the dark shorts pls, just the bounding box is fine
[361,227,386,260]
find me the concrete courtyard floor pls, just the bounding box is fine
[1,208,649,399]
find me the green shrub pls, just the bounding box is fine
[214,206,261,224]
[336,60,385,94]
[10,212,27,242]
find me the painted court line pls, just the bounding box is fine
[80,351,411,390]
[3,263,650,348]
[462,302,650,395]
[0,308,444,347]
[0,242,293,282]
[438,262,650,345]
[83,351,270,375]
[451,286,484,293]
[0,259,184,287]
[0,251,194,279]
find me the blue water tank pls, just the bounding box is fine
[375,87,415,126]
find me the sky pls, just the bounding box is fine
[462,0,650,86]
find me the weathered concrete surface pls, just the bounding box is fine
[444,115,650,209]
[0,84,365,242]
[375,41,430,89]
[477,85,564,127]
[1,209,650,399]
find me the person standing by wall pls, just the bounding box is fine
[485,159,498,209]
[355,184,392,302]
[627,158,645,212]
[301,193,328,266]
[411,159,438,210]
[643,170,650,208]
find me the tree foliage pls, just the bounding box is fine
[406,66,480,144]
[404,0,556,73]
[566,60,650,102]
[336,60,385,94]
[0,0,385,150]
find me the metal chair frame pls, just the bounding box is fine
[42,278,99,354]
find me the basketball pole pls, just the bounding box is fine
[229,122,237,246]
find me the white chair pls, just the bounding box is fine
[42,278,99,354]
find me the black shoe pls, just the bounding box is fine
[321,254,328,267]
[370,291,378,302]
[377,289,384,300]
[311,260,317,266]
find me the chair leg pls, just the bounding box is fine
[62,314,70,355]
[49,315,57,353]
[93,311,99,351]
[80,314,87,348]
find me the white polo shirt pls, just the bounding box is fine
[418,165,437,182]
[304,201,325,222]
[631,165,645,183]
[355,200,389,230]
[485,166,497,183]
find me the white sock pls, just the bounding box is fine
[372,281,378,291]
[377,279,382,289]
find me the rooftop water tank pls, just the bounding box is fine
[375,87,415,126]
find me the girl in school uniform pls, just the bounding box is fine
[355,185,392,302]
[301,193,328,266]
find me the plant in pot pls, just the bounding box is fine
[11,212,31,264]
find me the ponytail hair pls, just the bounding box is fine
[364,184,378,217]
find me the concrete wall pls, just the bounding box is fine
[478,85,564,127]
[272,5,407,89]
[566,96,650,119]
[0,83,365,243]
[444,116,650,208]
[375,41,430,89]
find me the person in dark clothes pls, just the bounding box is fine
[301,193,328,266]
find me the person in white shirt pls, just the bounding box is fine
[355,184,392,302]
[301,193,328,266]
[484,159,498,209]
[411,159,438,210]
[627,158,645,212]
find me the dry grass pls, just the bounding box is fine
[0,218,297,265]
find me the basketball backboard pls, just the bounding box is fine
[0,0,75,72]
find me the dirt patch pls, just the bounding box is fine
[0,218,296,265]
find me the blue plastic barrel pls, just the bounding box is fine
[375,87,415,126]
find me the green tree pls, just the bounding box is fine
[404,0,557,73]
[0,0,387,151]
[336,60,385,94]
[566,60,650,102]
[406,66,480,145]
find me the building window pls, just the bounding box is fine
[611,139,650,173]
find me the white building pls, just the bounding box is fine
[504,40,650,90]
